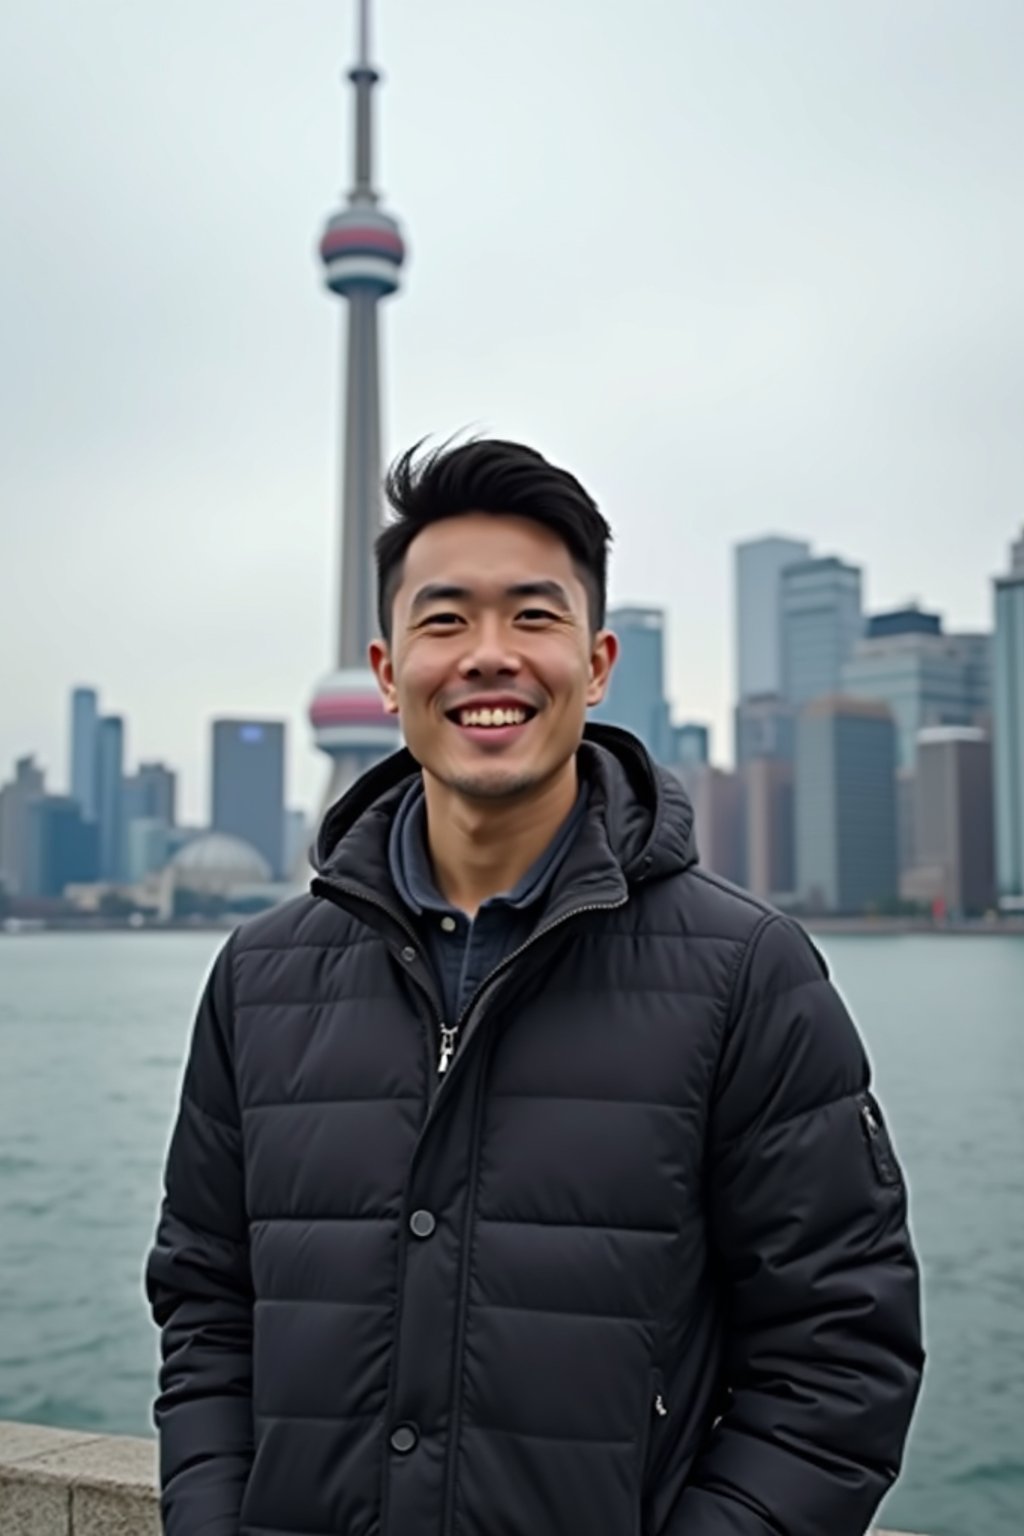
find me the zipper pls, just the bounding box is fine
[437,889,630,1536]
[436,892,630,1080]
[437,1026,459,1075]
[312,877,449,1079]
[316,877,627,1079]
[858,1091,901,1186]
[635,1371,667,1536]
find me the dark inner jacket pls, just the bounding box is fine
[146,723,924,1536]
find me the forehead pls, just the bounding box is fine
[397,513,582,595]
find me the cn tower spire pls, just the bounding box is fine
[306,0,408,828]
[350,0,378,202]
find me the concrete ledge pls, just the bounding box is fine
[0,1420,923,1536]
[0,1422,158,1535]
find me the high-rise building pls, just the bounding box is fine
[909,728,995,917]
[993,528,1024,905]
[211,719,286,879]
[744,757,795,903]
[735,694,798,901]
[795,698,898,914]
[842,608,989,773]
[307,0,406,820]
[670,722,710,772]
[781,557,864,710]
[734,536,811,704]
[946,632,994,728]
[23,796,99,899]
[678,765,745,886]
[592,606,671,759]
[95,716,126,882]
[734,694,796,769]
[125,818,171,885]
[70,687,99,820]
[865,607,942,641]
[0,755,46,895]
[124,762,177,829]
[841,608,993,880]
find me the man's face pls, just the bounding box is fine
[370,513,617,803]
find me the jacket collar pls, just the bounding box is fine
[313,723,698,917]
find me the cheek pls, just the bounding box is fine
[540,644,594,698]
[395,648,450,708]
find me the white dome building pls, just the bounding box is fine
[169,833,272,898]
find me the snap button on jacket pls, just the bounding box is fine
[146,726,923,1536]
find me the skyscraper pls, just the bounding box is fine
[735,695,797,901]
[670,722,710,771]
[734,694,796,770]
[70,686,99,820]
[744,757,795,903]
[946,632,993,727]
[781,556,864,710]
[842,608,988,772]
[678,765,744,886]
[735,536,811,704]
[795,698,898,914]
[592,606,671,759]
[0,755,45,896]
[23,796,98,899]
[95,716,125,882]
[993,528,1024,905]
[911,728,995,917]
[308,0,407,816]
[124,762,177,829]
[211,720,286,879]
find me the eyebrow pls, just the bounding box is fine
[408,579,572,616]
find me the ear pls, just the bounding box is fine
[586,629,619,706]
[369,639,400,715]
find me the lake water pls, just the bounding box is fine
[1,930,1022,1535]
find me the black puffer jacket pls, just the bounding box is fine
[146,725,923,1536]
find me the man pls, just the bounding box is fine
[147,438,923,1536]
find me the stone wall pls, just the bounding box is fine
[0,1419,923,1535]
[0,1422,157,1535]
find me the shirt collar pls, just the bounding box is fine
[388,777,590,919]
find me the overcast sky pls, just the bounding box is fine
[2,0,1022,824]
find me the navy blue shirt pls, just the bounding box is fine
[388,778,589,1025]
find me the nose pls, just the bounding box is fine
[457,613,522,680]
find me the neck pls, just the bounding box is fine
[422,760,579,918]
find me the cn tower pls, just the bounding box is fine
[308,0,407,814]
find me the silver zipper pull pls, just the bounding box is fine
[861,1100,880,1136]
[654,1393,668,1418]
[438,1027,458,1075]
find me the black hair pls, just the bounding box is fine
[375,437,612,642]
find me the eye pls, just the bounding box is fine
[420,611,464,629]
[517,608,558,624]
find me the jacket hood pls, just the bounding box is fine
[313,722,699,893]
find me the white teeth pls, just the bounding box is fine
[458,707,528,728]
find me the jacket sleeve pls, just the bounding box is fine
[670,914,924,1536]
[145,933,254,1536]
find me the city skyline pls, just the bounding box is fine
[3,1,1023,823]
[2,514,1018,915]
[2,525,1017,827]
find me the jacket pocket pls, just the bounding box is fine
[857,1091,902,1187]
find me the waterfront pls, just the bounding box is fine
[1,931,1022,1536]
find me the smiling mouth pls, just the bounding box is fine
[445,705,538,730]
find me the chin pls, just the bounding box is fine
[444,767,547,802]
